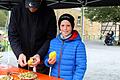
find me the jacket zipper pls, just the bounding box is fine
[58,41,64,78]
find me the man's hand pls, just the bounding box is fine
[31,54,40,67]
[18,53,27,67]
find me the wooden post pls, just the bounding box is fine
[118,25,120,45]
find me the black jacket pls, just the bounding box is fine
[8,3,57,60]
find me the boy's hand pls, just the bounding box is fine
[48,58,56,65]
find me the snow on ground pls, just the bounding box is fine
[0,51,18,67]
[84,40,120,80]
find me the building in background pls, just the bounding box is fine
[54,8,101,40]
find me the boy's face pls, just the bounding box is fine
[60,20,72,38]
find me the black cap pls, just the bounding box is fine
[58,14,75,30]
[25,0,41,8]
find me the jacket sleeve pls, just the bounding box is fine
[73,42,87,80]
[44,54,53,67]
[37,8,57,60]
[44,42,55,67]
[8,7,23,59]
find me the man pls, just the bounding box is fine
[8,0,57,74]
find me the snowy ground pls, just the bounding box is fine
[84,40,120,80]
[0,51,18,67]
[0,40,120,80]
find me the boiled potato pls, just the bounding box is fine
[28,57,34,66]
[49,51,56,59]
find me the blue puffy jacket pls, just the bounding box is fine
[44,30,87,80]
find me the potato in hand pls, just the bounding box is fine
[27,57,34,66]
[49,51,56,59]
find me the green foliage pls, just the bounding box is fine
[0,10,8,27]
[84,6,120,23]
